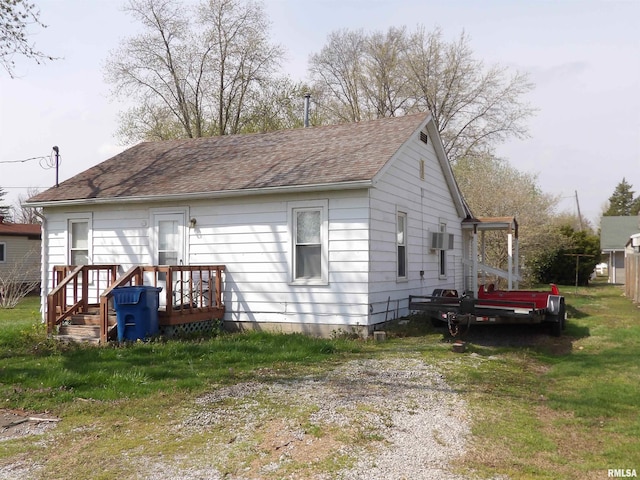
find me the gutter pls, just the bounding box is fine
[33,209,48,324]
[23,180,374,209]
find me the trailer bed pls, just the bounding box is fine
[409,284,565,336]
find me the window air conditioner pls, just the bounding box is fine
[430,232,454,250]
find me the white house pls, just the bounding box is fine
[600,215,640,284]
[27,113,493,338]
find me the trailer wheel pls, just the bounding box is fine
[547,298,565,337]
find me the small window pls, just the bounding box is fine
[294,209,322,279]
[69,220,89,265]
[397,212,407,279]
[289,200,328,284]
[0,243,5,263]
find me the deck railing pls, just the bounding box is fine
[49,264,226,343]
[47,265,119,336]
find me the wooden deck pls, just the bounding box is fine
[48,264,225,343]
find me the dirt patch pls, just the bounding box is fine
[439,323,576,355]
[0,409,60,442]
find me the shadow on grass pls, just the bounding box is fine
[566,303,590,319]
[383,313,591,356]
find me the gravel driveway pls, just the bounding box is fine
[144,356,471,479]
[2,356,473,479]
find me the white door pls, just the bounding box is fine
[153,212,186,306]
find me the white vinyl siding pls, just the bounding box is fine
[368,126,463,323]
[43,191,370,329]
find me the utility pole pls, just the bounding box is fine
[575,190,583,231]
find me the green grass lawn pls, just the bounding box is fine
[437,281,640,479]
[0,296,360,412]
[0,282,638,479]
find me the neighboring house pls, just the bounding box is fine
[0,217,42,285]
[600,215,640,284]
[625,231,640,303]
[26,113,509,337]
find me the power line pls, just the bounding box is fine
[0,148,61,173]
[0,156,48,164]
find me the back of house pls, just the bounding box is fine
[26,113,472,337]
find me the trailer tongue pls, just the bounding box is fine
[409,284,566,337]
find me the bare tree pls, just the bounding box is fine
[405,27,535,162]
[105,0,284,143]
[0,0,55,77]
[308,26,535,163]
[361,27,414,118]
[240,76,309,133]
[308,29,366,123]
[453,153,562,285]
[11,187,41,224]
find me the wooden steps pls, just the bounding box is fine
[56,311,117,344]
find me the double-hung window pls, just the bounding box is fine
[397,212,407,279]
[290,200,328,284]
[69,219,90,265]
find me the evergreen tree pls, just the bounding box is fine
[631,196,640,216]
[0,186,11,219]
[603,178,637,216]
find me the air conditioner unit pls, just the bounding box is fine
[430,232,454,250]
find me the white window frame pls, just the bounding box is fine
[288,199,328,285]
[0,242,5,263]
[397,211,408,280]
[67,213,92,265]
[439,221,447,279]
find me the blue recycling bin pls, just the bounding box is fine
[112,286,162,341]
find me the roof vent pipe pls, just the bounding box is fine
[303,93,311,128]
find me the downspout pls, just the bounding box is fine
[34,209,48,324]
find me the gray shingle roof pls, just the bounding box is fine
[28,113,429,204]
[600,216,640,251]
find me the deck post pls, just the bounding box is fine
[215,267,222,307]
[472,225,479,296]
[507,232,513,290]
[99,295,108,343]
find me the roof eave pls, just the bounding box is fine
[23,180,374,208]
[425,119,468,219]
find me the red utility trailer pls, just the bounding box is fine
[409,284,566,336]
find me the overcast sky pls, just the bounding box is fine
[1,0,638,226]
